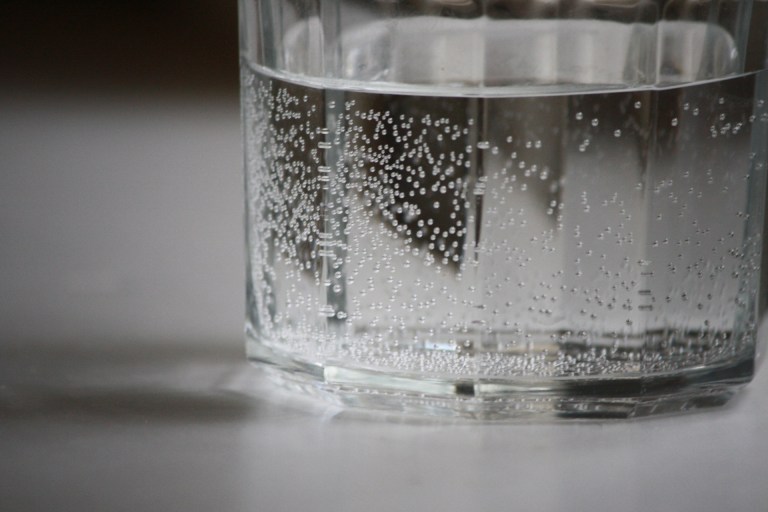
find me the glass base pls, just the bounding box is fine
[247,337,753,420]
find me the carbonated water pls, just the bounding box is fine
[244,63,766,380]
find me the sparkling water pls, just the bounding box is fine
[243,62,766,382]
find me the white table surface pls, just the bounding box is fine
[2,92,767,512]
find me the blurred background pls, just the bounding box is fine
[0,0,244,350]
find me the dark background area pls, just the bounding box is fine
[0,0,239,95]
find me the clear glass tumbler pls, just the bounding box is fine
[240,0,768,418]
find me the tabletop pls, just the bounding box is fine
[2,92,767,512]
[2,338,768,512]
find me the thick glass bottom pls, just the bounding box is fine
[246,334,754,420]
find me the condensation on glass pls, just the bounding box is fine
[240,0,768,419]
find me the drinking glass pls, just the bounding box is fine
[239,0,768,418]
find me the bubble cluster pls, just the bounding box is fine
[243,65,765,378]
